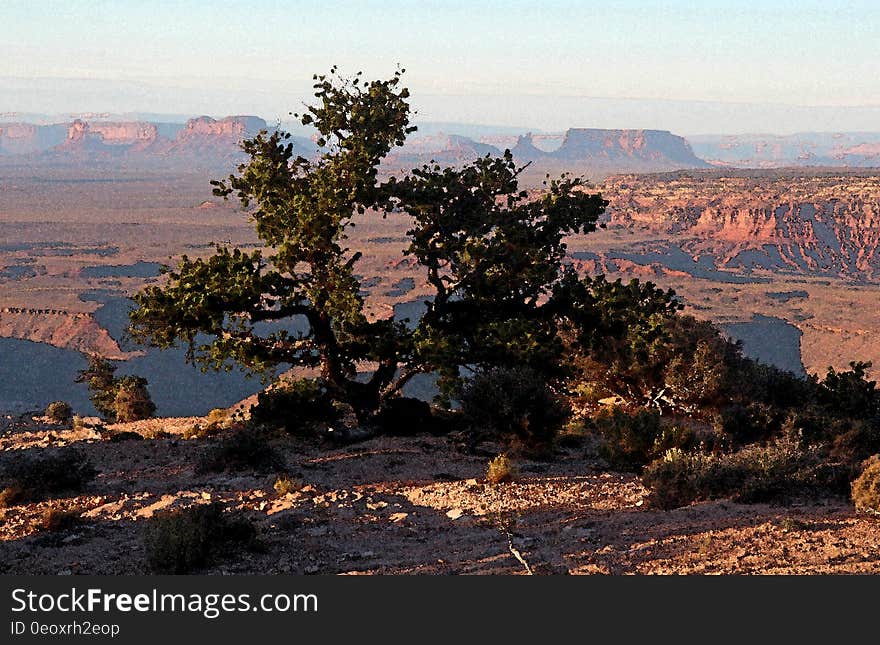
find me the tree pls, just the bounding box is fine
[113,376,157,423]
[75,354,120,421]
[129,68,608,422]
[75,354,156,422]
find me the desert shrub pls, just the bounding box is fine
[713,403,783,445]
[273,475,299,496]
[373,397,434,436]
[113,376,156,423]
[731,358,816,410]
[183,423,222,440]
[817,361,879,419]
[45,401,73,424]
[460,366,570,447]
[72,415,86,431]
[1,449,96,503]
[830,418,880,464]
[196,431,285,474]
[486,453,516,484]
[40,508,84,532]
[851,455,880,514]
[595,407,696,471]
[250,379,336,436]
[144,503,257,574]
[0,486,24,508]
[643,439,849,510]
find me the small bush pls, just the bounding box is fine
[72,415,86,431]
[1,450,96,503]
[642,439,848,510]
[196,432,285,474]
[144,503,257,574]
[250,379,337,436]
[45,401,73,424]
[830,418,880,464]
[486,454,516,484]
[273,475,299,496]
[41,508,84,532]
[595,407,696,471]
[114,376,156,423]
[0,486,24,508]
[460,367,570,447]
[851,455,880,514]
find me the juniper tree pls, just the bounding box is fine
[129,68,608,422]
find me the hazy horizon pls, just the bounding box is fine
[4,1,880,135]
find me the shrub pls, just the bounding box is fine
[851,455,880,514]
[0,449,96,503]
[817,361,879,418]
[114,376,156,423]
[45,401,73,424]
[595,407,696,471]
[486,453,516,484]
[830,418,880,464]
[273,475,299,496]
[72,415,86,431]
[0,486,23,508]
[250,379,337,436]
[642,439,848,510]
[460,366,570,447]
[40,508,84,532]
[144,503,257,573]
[713,403,783,445]
[196,432,285,474]
[373,397,434,436]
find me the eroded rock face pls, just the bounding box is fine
[0,123,67,154]
[176,115,267,139]
[601,171,880,279]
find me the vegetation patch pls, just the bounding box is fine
[0,449,96,504]
[196,431,286,474]
[144,503,258,574]
[851,455,880,514]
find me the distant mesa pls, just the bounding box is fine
[689,132,880,168]
[512,128,708,169]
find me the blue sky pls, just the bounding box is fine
[3,1,880,133]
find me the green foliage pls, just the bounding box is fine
[113,376,156,423]
[75,355,155,423]
[249,379,337,436]
[816,361,879,418]
[594,407,696,471]
[851,455,880,514]
[642,440,849,510]
[0,449,96,503]
[460,366,570,447]
[44,401,72,424]
[144,503,257,573]
[196,431,286,474]
[75,354,119,421]
[128,68,607,423]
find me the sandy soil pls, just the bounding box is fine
[1,414,878,575]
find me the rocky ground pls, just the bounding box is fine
[1,413,879,575]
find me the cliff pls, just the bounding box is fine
[601,171,880,279]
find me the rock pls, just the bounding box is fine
[446,508,464,520]
[389,512,408,522]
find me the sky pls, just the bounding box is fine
[3,0,880,134]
